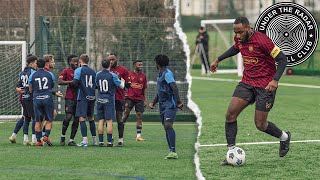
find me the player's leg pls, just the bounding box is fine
[122,98,134,124]
[116,100,125,146]
[22,116,31,145]
[97,102,105,146]
[98,119,105,146]
[61,113,72,145]
[122,99,133,143]
[105,104,115,147]
[42,99,54,146]
[29,99,36,145]
[68,100,79,146]
[225,83,254,149]
[9,116,24,143]
[163,108,178,159]
[225,97,250,148]
[255,88,290,157]
[42,109,56,137]
[31,116,36,145]
[34,101,43,146]
[69,116,79,146]
[77,100,89,147]
[221,83,252,165]
[87,100,97,146]
[60,99,73,145]
[160,111,170,148]
[106,119,113,147]
[21,100,33,145]
[135,100,145,141]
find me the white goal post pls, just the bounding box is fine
[0,41,26,120]
[201,19,243,76]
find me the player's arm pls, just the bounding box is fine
[72,67,81,88]
[58,70,72,85]
[143,87,147,107]
[50,72,62,97]
[169,82,183,110]
[16,75,25,94]
[149,94,158,109]
[123,69,131,88]
[259,35,287,91]
[165,72,183,110]
[112,72,125,89]
[28,73,33,93]
[272,48,287,81]
[211,46,240,73]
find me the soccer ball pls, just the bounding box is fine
[226,147,246,166]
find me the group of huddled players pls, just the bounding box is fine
[8,53,183,159]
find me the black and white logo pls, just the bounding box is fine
[255,2,318,67]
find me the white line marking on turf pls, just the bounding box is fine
[192,76,320,89]
[174,1,205,180]
[199,140,320,147]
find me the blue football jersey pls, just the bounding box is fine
[157,67,176,109]
[28,69,55,99]
[18,67,36,101]
[95,69,121,103]
[74,65,96,101]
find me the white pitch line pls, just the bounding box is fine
[192,76,320,89]
[200,140,320,147]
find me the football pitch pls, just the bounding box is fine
[191,71,320,179]
[0,121,197,179]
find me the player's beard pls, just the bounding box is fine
[135,67,142,72]
[71,64,77,70]
[241,31,250,43]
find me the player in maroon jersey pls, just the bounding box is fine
[210,17,290,165]
[109,53,130,146]
[58,54,79,146]
[122,60,147,142]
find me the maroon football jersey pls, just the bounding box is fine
[234,31,278,88]
[127,70,147,101]
[110,65,130,101]
[59,68,77,100]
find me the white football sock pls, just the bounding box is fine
[11,133,17,138]
[24,134,29,142]
[83,137,88,144]
[32,134,36,142]
[280,131,288,141]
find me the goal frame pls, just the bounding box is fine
[0,41,26,120]
[200,19,243,76]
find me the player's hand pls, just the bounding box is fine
[55,91,63,97]
[177,101,183,110]
[16,87,25,94]
[265,80,278,92]
[144,101,147,107]
[120,78,125,83]
[210,59,219,73]
[149,102,155,109]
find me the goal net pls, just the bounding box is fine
[200,19,243,76]
[0,41,26,120]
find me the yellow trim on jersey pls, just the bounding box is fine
[270,46,281,59]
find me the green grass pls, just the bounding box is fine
[191,69,320,179]
[0,121,197,180]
